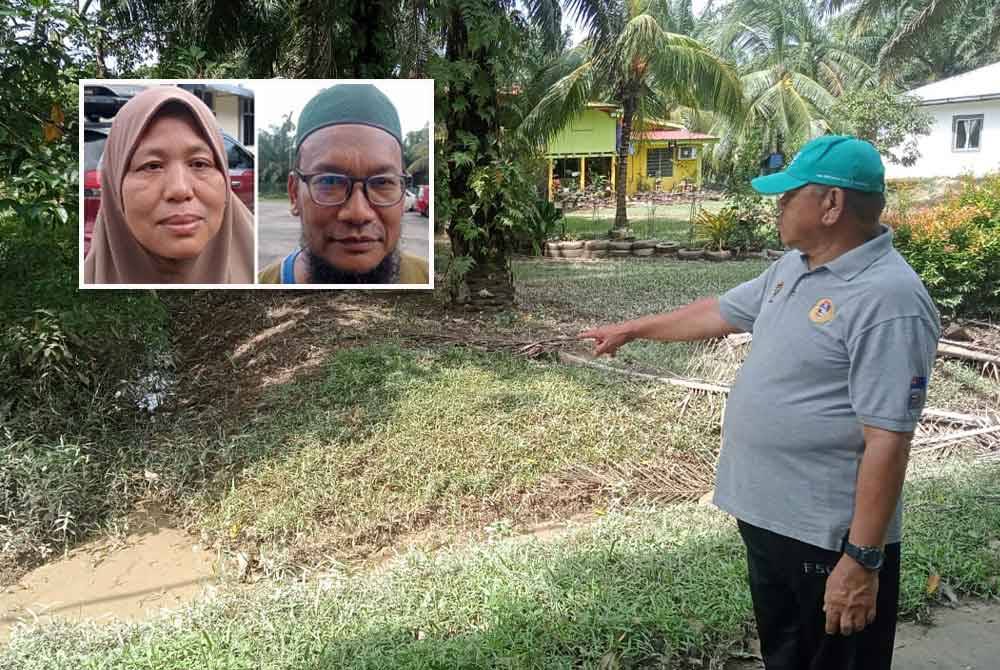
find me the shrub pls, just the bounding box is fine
[695,208,737,251]
[887,175,1000,317]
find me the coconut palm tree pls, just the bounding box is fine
[708,0,873,173]
[522,0,743,233]
[822,0,1000,87]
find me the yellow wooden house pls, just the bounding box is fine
[545,103,716,199]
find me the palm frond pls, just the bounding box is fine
[878,0,961,64]
[521,0,563,50]
[519,57,596,145]
[562,0,619,43]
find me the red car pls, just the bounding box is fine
[416,184,430,217]
[83,125,255,257]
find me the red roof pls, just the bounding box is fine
[637,130,716,141]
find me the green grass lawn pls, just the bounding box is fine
[199,344,723,559]
[4,462,998,669]
[560,200,725,241]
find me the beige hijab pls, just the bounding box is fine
[84,86,254,284]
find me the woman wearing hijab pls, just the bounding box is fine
[84,86,254,284]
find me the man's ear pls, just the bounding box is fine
[288,172,300,216]
[821,187,845,226]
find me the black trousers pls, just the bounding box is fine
[737,520,901,670]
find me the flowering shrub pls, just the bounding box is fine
[887,175,1000,317]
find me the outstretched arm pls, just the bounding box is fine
[579,297,743,357]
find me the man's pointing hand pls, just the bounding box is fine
[579,324,632,357]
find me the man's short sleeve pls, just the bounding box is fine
[848,317,939,432]
[718,262,777,332]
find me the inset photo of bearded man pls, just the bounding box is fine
[255,80,432,287]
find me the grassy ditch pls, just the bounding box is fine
[3,461,998,670]
[195,343,722,562]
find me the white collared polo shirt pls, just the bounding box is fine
[714,226,940,551]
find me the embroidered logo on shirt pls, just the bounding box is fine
[809,298,836,324]
[769,281,784,302]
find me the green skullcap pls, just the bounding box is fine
[294,84,402,152]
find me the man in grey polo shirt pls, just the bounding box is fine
[580,135,939,670]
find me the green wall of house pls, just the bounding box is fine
[546,107,617,156]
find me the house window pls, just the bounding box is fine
[241,97,254,147]
[678,146,697,159]
[953,115,983,152]
[646,148,673,177]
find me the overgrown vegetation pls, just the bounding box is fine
[887,175,1000,318]
[0,1,174,576]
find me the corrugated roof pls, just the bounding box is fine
[636,130,717,141]
[908,61,1000,104]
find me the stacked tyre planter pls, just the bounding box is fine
[543,240,585,258]
[608,240,633,258]
[655,241,679,257]
[676,247,704,260]
[585,240,610,258]
[704,249,733,261]
[542,239,787,262]
[630,240,654,257]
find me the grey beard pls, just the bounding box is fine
[305,246,401,284]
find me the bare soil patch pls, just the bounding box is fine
[0,506,217,642]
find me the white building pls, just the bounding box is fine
[178,83,255,151]
[885,61,1000,179]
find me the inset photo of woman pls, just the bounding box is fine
[81,81,256,286]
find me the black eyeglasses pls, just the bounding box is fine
[293,170,410,207]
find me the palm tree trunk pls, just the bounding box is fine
[613,97,635,234]
[443,3,514,309]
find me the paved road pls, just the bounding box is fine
[727,600,1000,669]
[256,199,431,272]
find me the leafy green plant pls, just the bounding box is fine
[887,175,1000,317]
[0,310,92,403]
[509,198,564,254]
[695,209,737,251]
[830,87,933,167]
[724,199,778,252]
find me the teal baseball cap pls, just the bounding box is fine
[751,135,885,195]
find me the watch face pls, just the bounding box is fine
[845,540,884,570]
[857,546,883,570]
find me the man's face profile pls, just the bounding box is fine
[289,124,404,281]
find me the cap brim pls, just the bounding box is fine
[751,171,808,195]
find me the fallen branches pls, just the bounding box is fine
[558,352,731,394]
[937,342,1000,365]
[557,351,999,458]
[911,425,1000,453]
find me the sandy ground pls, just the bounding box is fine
[0,508,218,643]
[256,200,432,272]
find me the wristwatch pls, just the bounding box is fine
[842,535,884,571]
